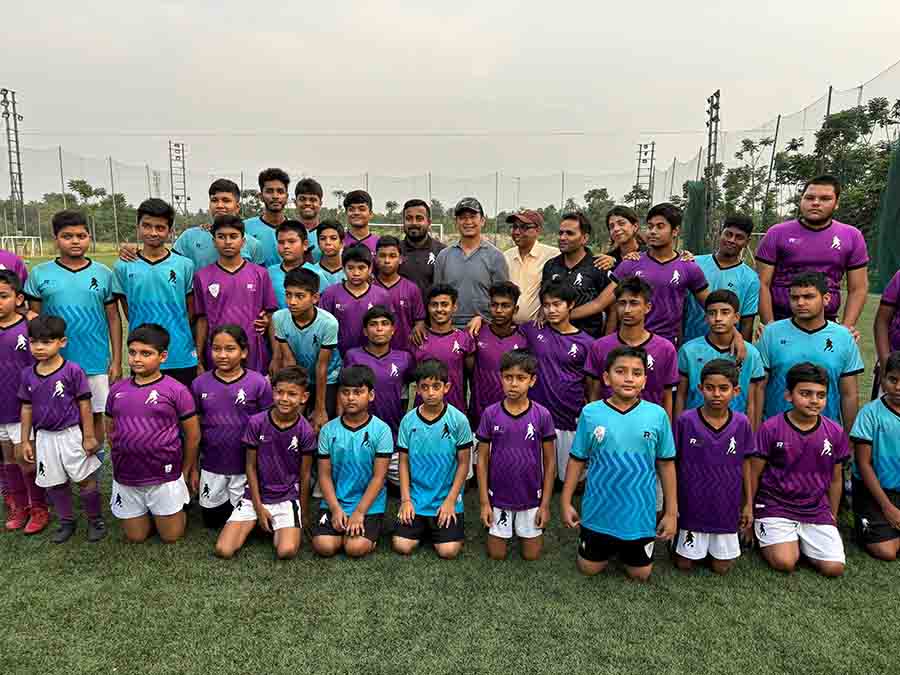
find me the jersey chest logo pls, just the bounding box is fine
[824,338,834,352]
[821,439,833,456]
[593,425,606,443]
[389,363,400,377]
[831,236,841,250]
[289,435,299,452]
[15,334,26,351]
[145,389,160,405]
[647,353,655,370]
[235,388,247,405]
[52,380,65,398]
[573,272,584,286]
[208,283,220,298]
[427,252,436,265]
[89,277,99,290]
[169,270,178,284]
[524,423,535,441]
[727,436,737,455]
[452,340,461,353]
[670,270,681,285]
[568,344,579,358]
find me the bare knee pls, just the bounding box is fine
[866,541,900,562]
[764,551,798,573]
[312,536,341,558]
[276,543,299,560]
[159,530,185,544]
[710,558,735,575]
[344,537,375,558]
[576,556,607,577]
[392,537,418,556]
[814,560,845,578]
[435,542,462,560]
[214,542,237,559]
[625,565,653,582]
[123,529,151,544]
[673,554,695,572]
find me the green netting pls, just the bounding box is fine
[682,181,708,254]
[875,142,900,293]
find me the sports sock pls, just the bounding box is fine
[80,487,102,520]
[48,484,74,522]
[4,463,27,506]
[25,470,47,508]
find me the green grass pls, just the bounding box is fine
[2,262,890,674]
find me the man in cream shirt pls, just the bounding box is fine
[503,210,559,323]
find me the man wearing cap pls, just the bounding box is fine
[503,210,559,324]
[399,198,446,299]
[433,197,509,329]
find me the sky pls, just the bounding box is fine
[3,0,899,209]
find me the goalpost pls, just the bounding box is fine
[371,222,446,242]
[0,236,43,258]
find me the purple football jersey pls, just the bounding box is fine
[470,325,526,421]
[476,401,556,510]
[319,282,393,356]
[18,360,90,431]
[344,232,379,256]
[193,261,278,373]
[0,318,34,424]
[191,370,273,475]
[752,413,850,525]
[0,249,28,285]
[583,332,679,406]
[675,408,755,533]
[413,328,475,413]
[241,410,316,503]
[612,253,708,346]
[106,375,197,486]
[520,322,594,431]
[755,219,869,320]
[880,269,900,353]
[377,276,425,353]
[343,347,414,435]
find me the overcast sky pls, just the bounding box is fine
[4,1,899,207]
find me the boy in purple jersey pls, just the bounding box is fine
[874,268,900,396]
[106,324,200,544]
[0,247,28,286]
[476,350,556,561]
[374,235,425,353]
[748,362,849,577]
[343,190,379,254]
[18,316,103,543]
[413,284,475,415]
[673,360,755,575]
[215,367,316,560]
[757,175,869,332]
[193,215,278,374]
[520,280,593,484]
[585,276,678,419]
[192,325,273,528]
[470,282,526,424]
[319,245,392,356]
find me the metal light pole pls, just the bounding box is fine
[1,88,25,233]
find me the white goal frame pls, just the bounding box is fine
[1,236,43,258]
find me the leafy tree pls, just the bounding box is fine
[430,199,445,222]
[331,190,346,214]
[385,200,399,222]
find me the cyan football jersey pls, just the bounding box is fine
[850,398,900,490]
[173,226,264,269]
[318,415,393,514]
[272,308,341,384]
[267,262,328,309]
[307,262,346,292]
[683,255,760,342]
[677,336,766,413]
[243,217,281,267]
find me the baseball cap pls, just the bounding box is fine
[454,197,484,217]
[505,209,544,227]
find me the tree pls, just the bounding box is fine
[241,189,261,215]
[385,200,399,222]
[623,184,651,218]
[584,187,615,240]
[430,199,446,222]
[722,137,773,216]
[331,190,346,213]
[563,197,579,213]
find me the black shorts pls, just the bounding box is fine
[311,510,383,543]
[307,383,338,421]
[393,513,465,544]
[162,366,198,388]
[578,526,655,567]
[853,479,900,544]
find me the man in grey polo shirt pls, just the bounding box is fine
[433,197,509,329]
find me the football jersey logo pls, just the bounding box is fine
[53,381,65,398]
[114,392,124,399]
[441,423,451,439]
[362,431,371,447]
[824,338,834,352]
[208,283,220,298]
[684,530,695,547]
[536,333,545,342]
[145,389,160,405]
[634,270,644,277]
[89,277,99,290]
[593,426,606,443]
[525,422,535,441]
[390,363,400,377]
[643,431,652,439]
[319,513,328,525]
[201,483,211,498]
[200,392,208,399]
[689,438,697,445]
[427,252,436,265]
[727,436,737,455]
[235,388,247,405]
[289,436,299,452]
[574,272,584,286]
[367,302,373,310]
[670,270,681,285]
[169,270,178,284]
[776,442,784,448]
[452,340,461,353]
[246,283,255,291]
[788,237,798,244]
[15,334,26,350]
[647,353,655,370]
[831,235,841,250]
[493,425,503,433]
[335,303,342,311]
[399,299,405,307]
[821,439,833,456]
[568,344,579,358]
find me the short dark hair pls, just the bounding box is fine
[786,362,829,392]
[295,177,323,199]
[343,190,372,209]
[700,359,739,386]
[489,281,521,304]
[802,174,841,200]
[338,364,375,390]
[272,365,310,391]
[646,202,683,229]
[375,235,402,253]
[317,219,345,240]
[539,279,577,305]
[127,323,170,352]
[0,269,23,295]
[363,304,395,326]
[705,289,740,313]
[414,358,449,384]
[51,209,89,236]
[258,168,290,191]
[428,283,458,304]
[342,244,373,268]
[560,211,592,237]
[614,275,653,302]
[403,198,431,220]
[884,351,900,377]
[722,214,753,236]
[276,219,308,242]
[606,205,639,229]
[210,324,249,352]
[211,214,245,236]
[208,178,240,200]
[500,349,537,375]
[605,345,647,372]
[137,198,175,228]
[28,315,66,340]
[284,268,321,295]
[789,271,828,296]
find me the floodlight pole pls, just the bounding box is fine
[761,114,781,229]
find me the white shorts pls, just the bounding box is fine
[199,469,246,508]
[675,529,741,561]
[110,476,189,519]
[0,422,21,444]
[488,506,542,540]
[755,517,846,564]
[228,497,302,531]
[34,426,101,488]
[87,375,109,414]
[555,429,577,482]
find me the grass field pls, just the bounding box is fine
[1,253,891,675]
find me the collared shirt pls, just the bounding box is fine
[541,247,610,337]
[400,235,446,299]
[434,239,509,328]
[504,241,559,323]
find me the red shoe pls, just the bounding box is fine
[23,506,49,535]
[5,504,28,531]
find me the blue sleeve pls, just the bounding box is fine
[240,415,261,448]
[748,348,766,381]
[111,262,126,296]
[655,410,676,459]
[569,411,593,461]
[397,415,411,451]
[842,336,865,376]
[375,422,394,457]
[182,258,195,297]
[317,426,332,457]
[23,266,40,299]
[849,404,876,443]
[756,326,771,371]
[741,269,760,317]
[173,230,189,258]
[677,344,690,376]
[454,411,474,449]
[273,310,288,341]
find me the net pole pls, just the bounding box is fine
[761,114,781,229]
[58,146,67,208]
[109,157,120,247]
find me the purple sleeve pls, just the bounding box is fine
[673,415,686,455]
[742,418,756,458]
[319,287,335,314]
[241,415,261,447]
[752,422,771,459]
[540,407,557,441]
[411,283,426,321]
[882,271,900,306]
[257,379,273,411]
[14,257,27,285]
[475,407,493,441]
[17,370,31,404]
[661,341,680,387]
[687,261,708,293]
[610,259,637,283]
[173,383,197,420]
[833,428,851,464]
[105,382,118,416]
[192,272,207,316]
[260,269,278,312]
[300,420,317,456]
[72,366,92,400]
[461,331,476,355]
[847,227,870,269]
[343,349,359,368]
[584,342,603,378]
[754,229,778,265]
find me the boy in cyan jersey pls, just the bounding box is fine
[307,220,347,292]
[243,168,290,267]
[267,220,323,310]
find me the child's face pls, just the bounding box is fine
[376,246,401,277]
[295,193,322,221]
[55,225,91,258]
[29,336,66,362]
[214,227,244,258]
[602,356,646,399]
[718,225,749,257]
[699,374,738,411]
[346,203,372,228]
[127,340,167,375]
[365,317,395,347]
[339,385,374,416]
[428,294,456,326]
[0,283,22,319]
[285,286,318,316]
[318,230,342,258]
[211,333,246,373]
[490,294,517,326]
[273,381,309,417]
[344,261,371,287]
[645,216,676,248]
[607,215,639,247]
[277,230,307,265]
[501,365,535,401]
[616,292,650,327]
[705,303,738,335]
[789,285,828,321]
[261,180,288,214]
[785,381,827,417]
[139,215,172,249]
[882,369,900,407]
[542,295,571,325]
[416,377,450,408]
[209,191,240,218]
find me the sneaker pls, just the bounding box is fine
[51,520,77,544]
[23,506,49,535]
[5,505,28,531]
[87,517,107,543]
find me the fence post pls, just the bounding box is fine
[109,157,120,247]
[58,146,67,208]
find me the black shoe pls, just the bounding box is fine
[51,520,77,544]
[87,517,107,543]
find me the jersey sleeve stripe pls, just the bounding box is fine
[846,261,870,271]
[849,436,872,445]
[178,411,197,421]
[456,441,474,450]
[840,368,865,378]
[754,254,776,266]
